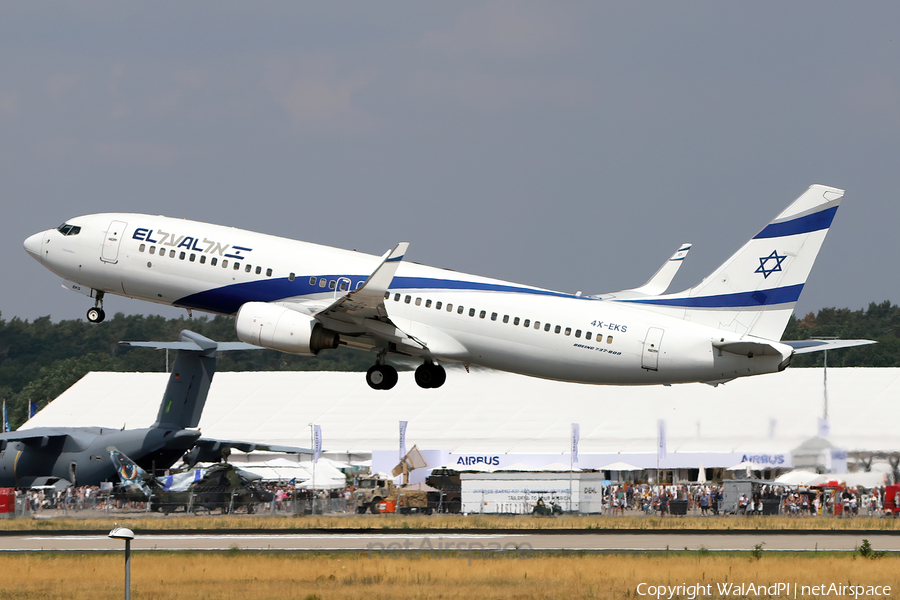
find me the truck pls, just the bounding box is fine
[425,468,462,513]
[352,475,436,514]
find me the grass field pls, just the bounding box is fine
[0,552,896,599]
[2,512,899,532]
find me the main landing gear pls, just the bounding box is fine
[365,359,447,390]
[414,361,446,389]
[366,364,398,390]
[86,291,106,323]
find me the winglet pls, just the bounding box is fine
[349,242,409,303]
[626,243,692,296]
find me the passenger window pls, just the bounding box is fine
[200,255,206,264]
[514,317,520,325]
[234,262,240,270]
[266,268,272,276]
[436,301,442,310]
[457,306,464,314]
[384,292,390,300]
[425,299,432,308]
[608,336,613,344]
[222,260,229,268]
[149,246,155,255]
[479,310,486,319]
[415,298,422,306]
[319,279,327,288]
[340,281,348,291]
[446,304,453,312]
[586,332,592,340]
[555,325,561,334]
[503,315,509,324]
[491,312,497,321]
[190,254,196,262]
[544,323,551,332]
[394,293,401,302]
[211,258,218,266]
[139,244,146,252]
[405,295,411,304]
[329,280,336,289]
[245,264,251,272]
[469,308,475,317]
[575,329,581,338]
[256,266,261,274]
[179,252,186,260]
[289,273,295,281]
[523,319,530,328]
[169,250,176,258]
[534,321,540,330]
[310,277,317,285]
[565,327,571,336]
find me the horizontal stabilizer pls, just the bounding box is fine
[783,339,877,354]
[712,340,787,357]
[121,330,260,354]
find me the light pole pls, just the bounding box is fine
[811,336,837,437]
[108,526,134,600]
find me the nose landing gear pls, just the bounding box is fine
[414,361,446,389]
[86,291,106,323]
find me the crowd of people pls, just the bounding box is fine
[602,483,898,517]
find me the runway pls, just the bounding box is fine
[2,530,899,553]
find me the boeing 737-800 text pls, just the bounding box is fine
[23,185,872,390]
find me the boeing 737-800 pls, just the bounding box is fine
[22,184,871,390]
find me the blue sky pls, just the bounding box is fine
[3,2,899,323]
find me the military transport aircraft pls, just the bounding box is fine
[0,330,310,488]
[23,185,873,390]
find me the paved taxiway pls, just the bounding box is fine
[2,531,899,553]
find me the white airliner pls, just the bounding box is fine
[23,184,872,390]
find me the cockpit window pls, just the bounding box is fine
[57,223,81,236]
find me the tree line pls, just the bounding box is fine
[1,300,898,429]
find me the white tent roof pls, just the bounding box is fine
[22,367,900,467]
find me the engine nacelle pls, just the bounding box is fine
[235,302,340,355]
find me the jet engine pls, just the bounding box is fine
[235,302,340,355]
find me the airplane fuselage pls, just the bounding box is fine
[25,213,789,385]
[0,425,199,487]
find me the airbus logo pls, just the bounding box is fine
[754,250,786,279]
[133,228,253,260]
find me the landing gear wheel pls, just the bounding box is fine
[415,363,446,389]
[366,364,398,390]
[86,307,106,323]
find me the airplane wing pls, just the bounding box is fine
[315,242,409,321]
[591,243,691,299]
[0,428,84,450]
[282,241,428,351]
[183,437,314,466]
[781,339,877,354]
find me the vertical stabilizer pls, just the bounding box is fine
[617,185,844,340]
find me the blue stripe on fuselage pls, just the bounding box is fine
[618,283,804,308]
[753,206,838,239]
[175,275,577,315]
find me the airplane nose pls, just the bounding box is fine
[24,232,43,262]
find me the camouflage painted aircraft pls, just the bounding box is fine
[0,330,310,487]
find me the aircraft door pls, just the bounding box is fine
[69,462,77,486]
[641,327,664,371]
[101,220,128,263]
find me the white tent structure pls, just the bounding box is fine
[21,367,900,475]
